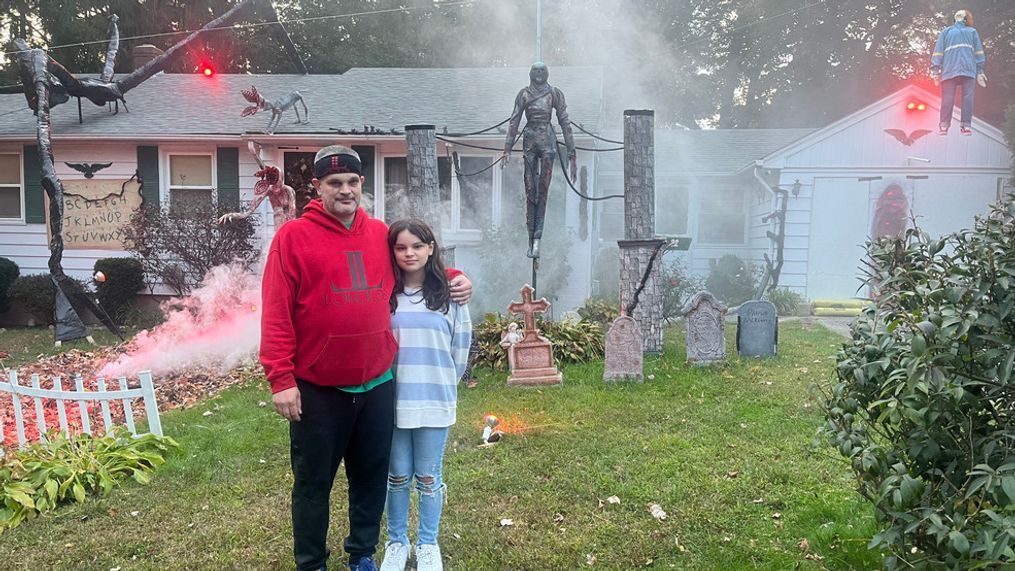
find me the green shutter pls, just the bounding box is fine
[23,145,45,223]
[216,147,240,210]
[136,145,160,209]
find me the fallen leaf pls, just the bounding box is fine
[466,380,478,389]
[772,512,782,519]
[202,410,214,417]
[64,543,75,548]
[752,498,765,504]
[554,512,565,523]
[258,401,268,407]
[500,518,513,527]
[739,423,748,429]
[726,471,739,478]
[586,553,597,565]
[607,495,621,505]
[453,533,461,540]
[130,511,139,517]
[805,553,825,561]
[648,503,667,520]
[798,538,810,551]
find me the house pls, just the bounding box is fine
[595,84,1011,303]
[0,67,1009,321]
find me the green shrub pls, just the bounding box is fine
[93,258,145,324]
[819,198,1015,568]
[765,287,804,316]
[577,297,619,327]
[705,254,757,307]
[0,428,179,532]
[471,313,604,370]
[662,257,705,321]
[0,257,19,313]
[7,274,89,325]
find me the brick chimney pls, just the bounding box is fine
[132,44,164,70]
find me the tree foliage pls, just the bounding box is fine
[820,198,1015,568]
[2,1,1012,128]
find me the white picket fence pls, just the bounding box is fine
[1,370,162,449]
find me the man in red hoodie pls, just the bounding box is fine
[260,145,471,571]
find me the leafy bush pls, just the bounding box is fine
[705,254,757,307]
[122,202,259,295]
[471,313,604,370]
[7,274,89,325]
[0,257,19,313]
[577,297,619,327]
[93,258,145,324]
[819,198,1015,568]
[0,429,179,532]
[765,287,804,316]
[662,257,705,321]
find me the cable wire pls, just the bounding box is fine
[572,121,624,145]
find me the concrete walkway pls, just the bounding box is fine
[781,316,854,338]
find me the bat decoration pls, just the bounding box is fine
[64,162,113,178]
[884,129,932,147]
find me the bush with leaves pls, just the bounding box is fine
[121,202,259,295]
[471,313,604,370]
[93,258,145,324]
[705,254,757,307]
[765,287,804,316]
[0,256,19,313]
[819,198,1015,568]
[0,428,179,532]
[662,256,705,321]
[577,297,620,327]
[7,274,89,325]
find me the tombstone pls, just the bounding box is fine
[604,315,643,382]
[737,300,778,357]
[506,284,563,387]
[681,291,727,366]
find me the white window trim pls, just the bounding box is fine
[0,150,26,224]
[696,186,749,246]
[162,150,217,207]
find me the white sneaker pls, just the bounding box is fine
[380,542,410,571]
[415,544,443,571]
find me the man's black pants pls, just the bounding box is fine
[290,379,394,570]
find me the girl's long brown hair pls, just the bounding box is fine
[388,218,450,314]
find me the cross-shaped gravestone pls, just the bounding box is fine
[508,284,549,342]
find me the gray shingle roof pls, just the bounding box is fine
[0,66,605,138]
[654,128,817,174]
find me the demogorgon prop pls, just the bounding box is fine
[10,0,299,343]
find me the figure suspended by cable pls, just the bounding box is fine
[503,62,577,259]
[217,142,296,228]
[930,9,986,136]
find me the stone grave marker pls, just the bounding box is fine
[604,315,643,382]
[681,291,727,366]
[506,284,563,387]
[737,300,778,357]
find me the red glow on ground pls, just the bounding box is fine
[483,412,531,435]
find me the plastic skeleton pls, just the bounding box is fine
[241,86,309,134]
[217,142,297,227]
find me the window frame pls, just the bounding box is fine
[0,150,25,224]
[164,150,217,209]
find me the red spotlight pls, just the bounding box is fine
[200,63,215,77]
[917,103,926,111]
[907,102,916,110]
[906,100,926,112]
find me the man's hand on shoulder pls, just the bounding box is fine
[450,274,473,305]
[273,386,302,422]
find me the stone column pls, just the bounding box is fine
[619,110,664,354]
[404,124,442,242]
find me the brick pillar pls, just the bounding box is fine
[619,110,664,353]
[404,124,442,243]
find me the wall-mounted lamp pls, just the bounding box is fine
[790,179,802,197]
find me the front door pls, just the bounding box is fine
[807,177,871,300]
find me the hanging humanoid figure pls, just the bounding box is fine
[503,62,577,258]
[217,141,296,228]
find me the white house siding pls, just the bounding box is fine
[751,86,1012,302]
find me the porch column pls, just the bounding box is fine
[619,110,664,353]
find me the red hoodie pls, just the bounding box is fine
[260,200,461,394]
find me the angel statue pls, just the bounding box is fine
[218,141,297,228]
[241,86,310,134]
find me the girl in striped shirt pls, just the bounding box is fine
[381,219,471,571]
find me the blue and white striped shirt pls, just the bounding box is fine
[391,289,472,429]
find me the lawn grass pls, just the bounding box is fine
[1,321,882,569]
[1,326,126,368]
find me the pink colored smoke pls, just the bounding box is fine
[100,264,262,379]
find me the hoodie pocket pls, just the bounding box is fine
[305,330,397,385]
